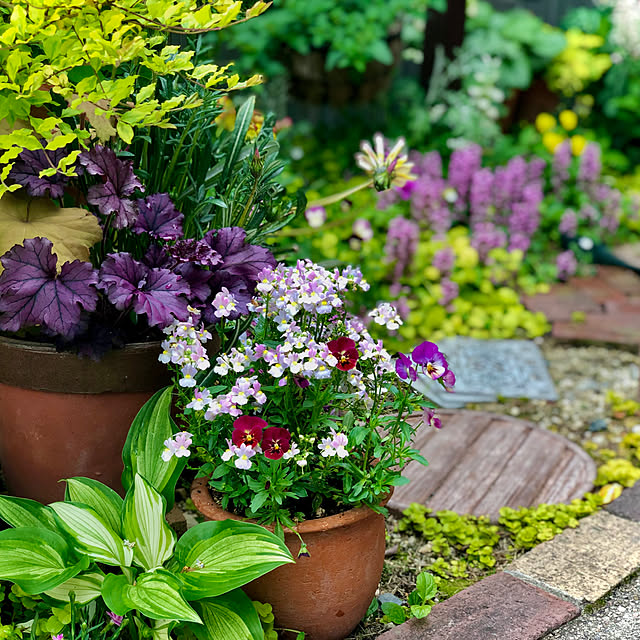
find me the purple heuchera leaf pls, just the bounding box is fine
[133,194,184,240]
[169,238,222,267]
[79,146,143,228]
[0,237,98,338]
[143,245,174,269]
[174,263,212,303]
[98,253,191,327]
[9,148,71,199]
[204,227,276,280]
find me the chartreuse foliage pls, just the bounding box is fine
[398,496,601,591]
[0,0,270,197]
[0,390,294,639]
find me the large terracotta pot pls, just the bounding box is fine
[0,337,170,503]
[191,476,388,640]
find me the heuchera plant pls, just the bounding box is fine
[0,145,275,357]
[160,260,455,534]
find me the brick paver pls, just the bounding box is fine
[376,572,579,640]
[507,510,640,604]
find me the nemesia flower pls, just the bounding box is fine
[234,443,256,470]
[319,428,349,458]
[411,342,448,380]
[396,353,418,382]
[186,388,212,411]
[232,416,266,448]
[52,635,64,640]
[305,206,327,228]
[352,218,374,242]
[327,337,359,371]
[221,439,238,462]
[262,427,292,460]
[212,287,238,319]
[368,302,403,331]
[179,364,198,388]
[107,612,124,626]
[161,431,193,461]
[355,133,416,191]
[283,441,301,460]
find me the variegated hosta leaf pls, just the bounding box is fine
[189,599,255,640]
[50,502,133,567]
[121,386,183,508]
[174,521,294,599]
[0,527,85,594]
[151,619,174,640]
[0,194,102,270]
[122,474,175,571]
[0,494,57,530]
[127,570,201,624]
[44,571,105,604]
[64,477,124,535]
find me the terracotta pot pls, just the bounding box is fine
[191,476,388,640]
[285,31,403,106]
[0,337,171,503]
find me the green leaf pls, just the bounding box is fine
[190,597,255,640]
[202,590,263,640]
[416,572,437,601]
[389,476,411,487]
[381,602,407,624]
[0,527,85,594]
[128,570,201,623]
[122,387,183,509]
[410,604,432,619]
[101,574,135,617]
[221,95,255,183]
[0,495,57,530]
[64,477,123,535]
[174,521,293,599]
[122,474,175,571]
[44,571,105,604]
[50,502,132,567]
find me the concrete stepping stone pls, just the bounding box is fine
[524,265,640,345]
[414,337,557,409]
[389,410,596,520]
[377,572,579,640]
[605,480,640,522]
[507,510,640,604]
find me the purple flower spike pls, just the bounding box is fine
[98,253,191,327]
[411,341,448,380]
[395,353,417,381]
[134,193,184,240]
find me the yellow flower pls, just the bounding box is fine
[559,110,578,131]
[542,131,565,153]
[214,96,236,131]
[535,113,556,133]
[355,134,416,191]
[570,134,588,156]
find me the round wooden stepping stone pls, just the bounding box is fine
[388,410,596,521]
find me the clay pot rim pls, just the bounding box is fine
[191,475,391,535]
[0,335,169,393]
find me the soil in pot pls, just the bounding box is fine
[191,475,388,640]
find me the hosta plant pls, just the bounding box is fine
[0,388,293,640]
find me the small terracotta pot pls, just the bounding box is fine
[0,337,171,503]
[191,476,389,640]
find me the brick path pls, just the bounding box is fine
[523,266,640,345]
[378,481,640,639]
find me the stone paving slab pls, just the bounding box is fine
[507,510,640,604]
[605,481,640,523]
[415,338,557,409]
[376,572,579,640]
[524,266,640,346]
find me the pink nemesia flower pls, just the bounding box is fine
[234,443,256,470]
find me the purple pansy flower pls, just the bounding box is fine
[424,408,442,429]
[411,341,448,380]
[441,369,456,392]
[395,353,417,382]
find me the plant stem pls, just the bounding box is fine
[306,178,373,209]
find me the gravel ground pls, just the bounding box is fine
[470,338,640,450]
[544,571,640,639]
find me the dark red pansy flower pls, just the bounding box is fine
[327,336,359,371]
[232,416,267,448]
[262,427,291,460]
